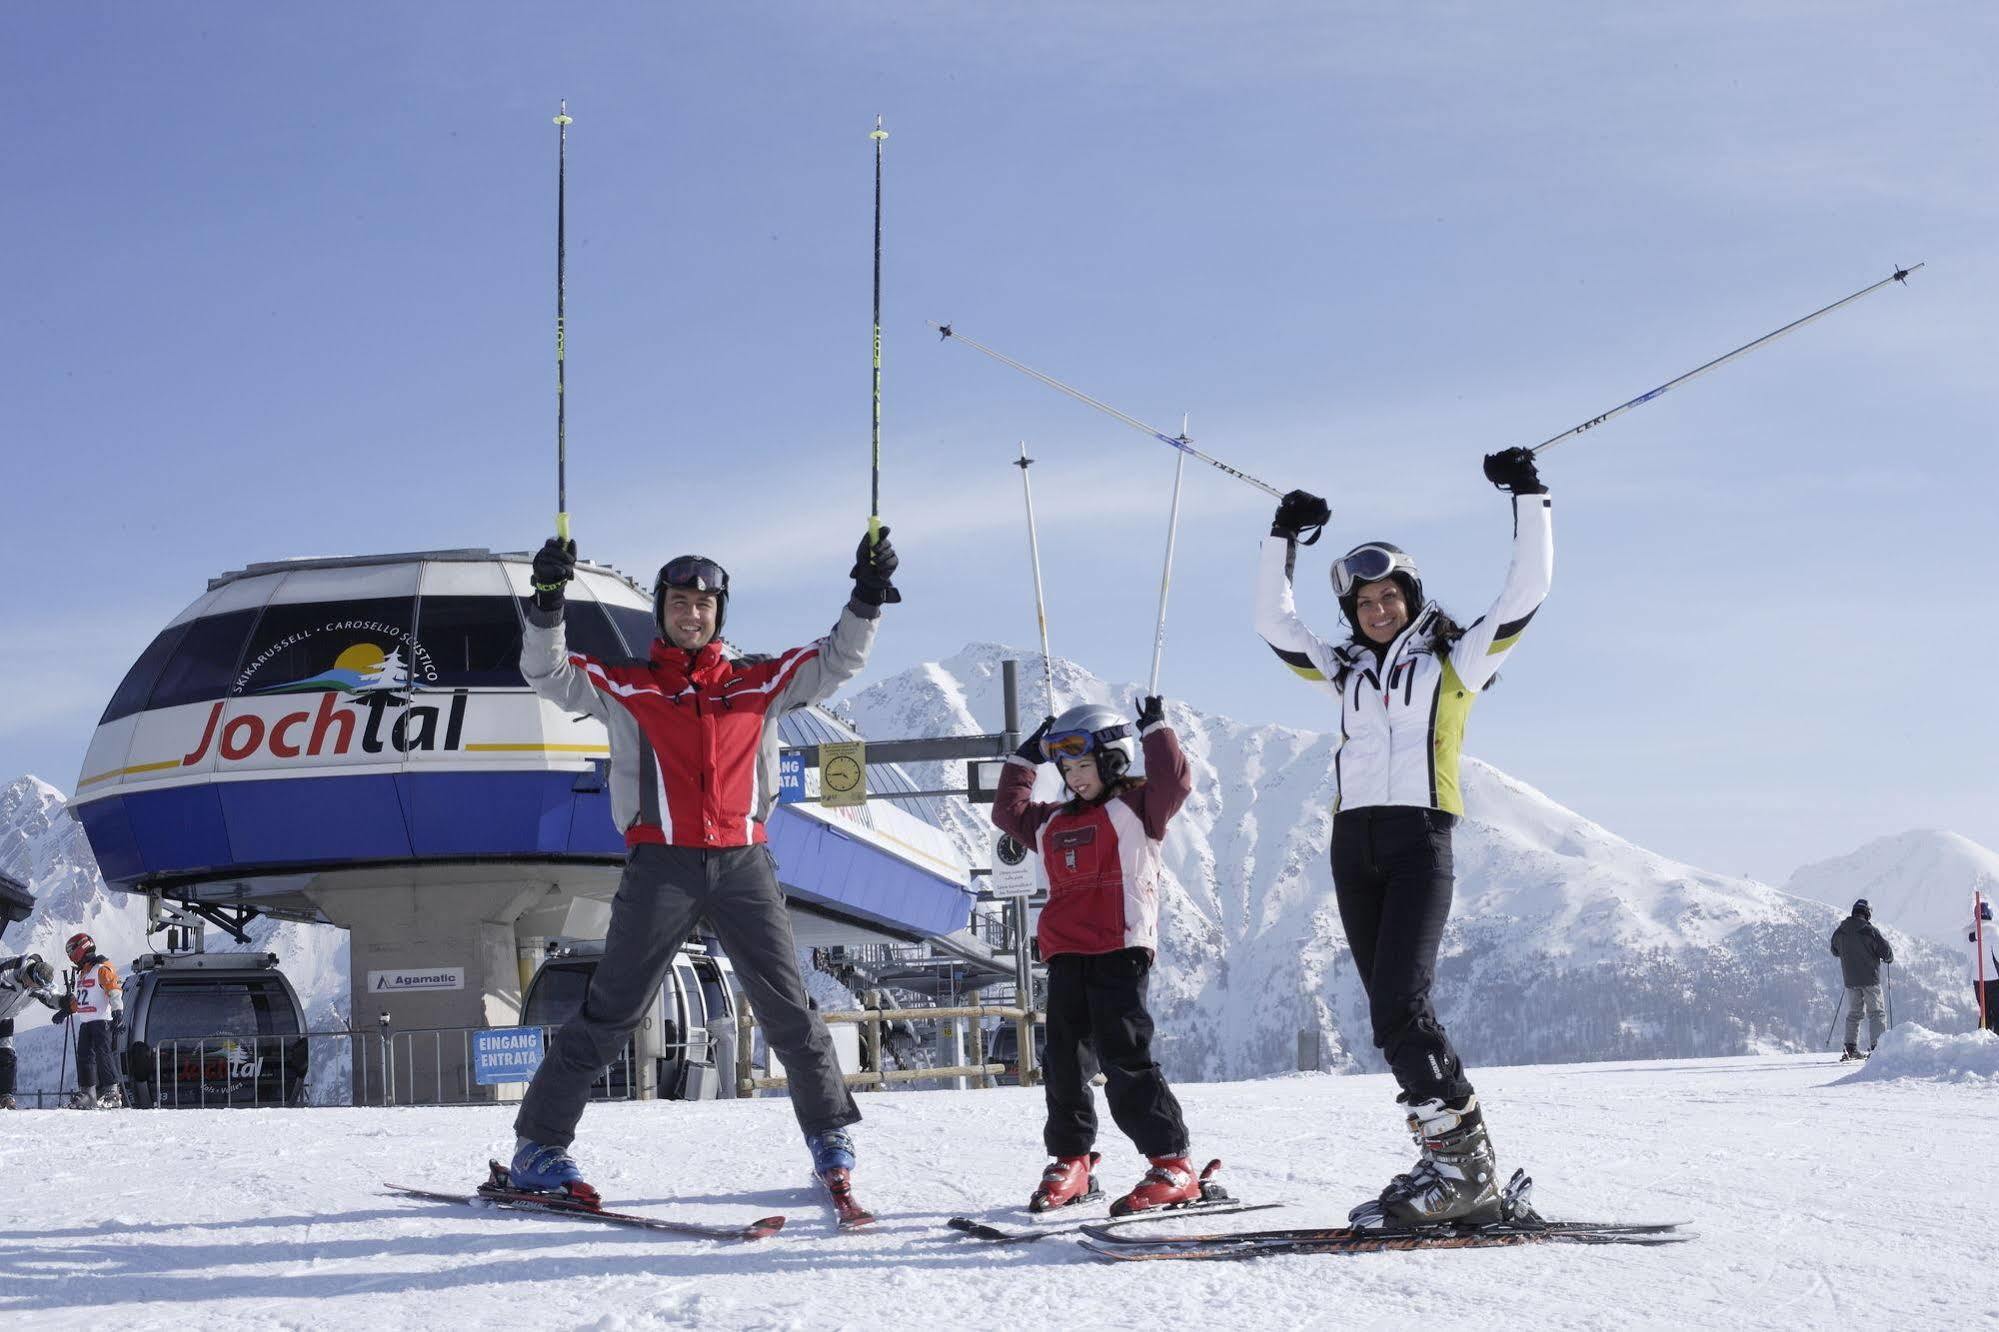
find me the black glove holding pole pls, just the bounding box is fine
[531,537,577,612]
[850,526,902,606]
[1014,716,1053,765]
[1482,447,1548,495]
[1270,489,1331,543]
[49,992,76,1023]
[1134,695,1166,732]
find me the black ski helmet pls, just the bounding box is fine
[1332,541,1424,633]
[653,555,730,641]
[22,955,54,989]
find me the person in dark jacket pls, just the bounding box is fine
[1829,898,1894,1058]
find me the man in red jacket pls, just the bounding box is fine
[993,696,1199,1216]
[509,529,898,1216]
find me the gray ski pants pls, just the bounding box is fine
[514,843,859,1148]
[1843,984,1886,1049]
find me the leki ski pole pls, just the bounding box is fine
[933,323,1283,497]
[1531,265,1925,456]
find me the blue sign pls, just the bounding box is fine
[778,751,805,804]
[472,1027,544,1085]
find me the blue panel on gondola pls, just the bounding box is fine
[222,775,414,864]
[124,782,232,877]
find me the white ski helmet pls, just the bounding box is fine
[1042,703,1136,785]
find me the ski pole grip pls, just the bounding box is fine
[556,511,571,542]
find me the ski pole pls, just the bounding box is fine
[1147,416,1189,697]
[553,100,573,543]
[1013,442,1057,720]
[867,117,900,593]
[1884,960,1893,1030]
[1823,988,1845,1051]
[1978,891,1988,1032]
[1532,265,1924,455]
[932,323,1284,497]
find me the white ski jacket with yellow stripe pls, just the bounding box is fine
[1254,493,1553,816]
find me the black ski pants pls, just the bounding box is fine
[74,1019,116,1093]
[1331,806,1474,1105]
[1977,982,1999,1034]
[1041,948,1189,1160]
[516,843,859,1149]
[0,1018,14,1097]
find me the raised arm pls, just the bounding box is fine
[1448,451,1555,691]
[1128,698,1192,840]
[764,529,896,714]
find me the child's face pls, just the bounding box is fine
[1059,755,1104,800]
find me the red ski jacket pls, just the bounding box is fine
[992,722,1190,958]
[522,597,876,849]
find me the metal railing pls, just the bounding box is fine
[737,995,1039,1094]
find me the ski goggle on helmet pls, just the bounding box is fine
[653,555,731,635]
[1330,542,1420,598]
[1041,704,1137,777]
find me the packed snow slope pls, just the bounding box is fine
[2,1041,1994,1331]
[842,646,1976,1081]
[1786,828,1999,952]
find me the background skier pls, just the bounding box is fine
[1970,899,1997,1034]
[993,696,1198,1216]
[507,528,898,1221]
[60,932,124,1108]
[1252,446,1553,1229]
[0,953,60,1109]
[1829,899,1893,1058]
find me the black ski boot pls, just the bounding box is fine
[1350,1093,1503,1230]
[1840,1043,1864,1062]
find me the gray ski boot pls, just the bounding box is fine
[1349,1093,1504,1229]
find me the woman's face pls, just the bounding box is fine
[1354,579,1410,645]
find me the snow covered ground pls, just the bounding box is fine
[5,1035,1994,1331]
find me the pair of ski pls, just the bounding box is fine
[946,1157,1277,1243]
[1070,1171,1691,1263]
[383,1159,873,1241]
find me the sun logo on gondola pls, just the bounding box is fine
[255,642,412,695]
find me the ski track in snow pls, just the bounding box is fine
[2,1052,1992,1331]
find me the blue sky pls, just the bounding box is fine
[3,2,1993,883]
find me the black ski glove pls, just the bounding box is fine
[1014,716,1053,764]
[50,992,76,1022]
[1271,489,1331,542]
[850,526,902,606]
[1134,695,1166,732]
[1482,447,1547,495]
[531,537,577,611]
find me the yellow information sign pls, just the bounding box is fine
[819,740,868,808]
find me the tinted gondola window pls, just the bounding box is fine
[414,595,528,688]
[147,611,262,711]
[519,598,630,665]
[235,598,423,697]
[103,621,193,723]
[522,964,591,1028]
[606,606,659,658]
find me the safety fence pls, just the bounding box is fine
[736,995,1040,1094]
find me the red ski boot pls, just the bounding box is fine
[1110,1154,1202,1216]
[1029,1152,1101,1213]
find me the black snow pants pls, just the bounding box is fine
[1331,806,1474,1105]
[516,843,858,1149]
[74,1019,116,1093]
[1041,948,1190,1160]
[0,1017,14,1097]
[1977,982,1999,1034]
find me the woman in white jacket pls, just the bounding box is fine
[1254,446,1552,1229]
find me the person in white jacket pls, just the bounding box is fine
[1254,446,1552,1230]
[1972,898,1998,1034]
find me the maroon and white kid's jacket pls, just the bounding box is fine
[992,722,1191,959]
[521,596,877,849]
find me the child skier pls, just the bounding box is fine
[62,933,124,1109]
[992,695,1198,1215]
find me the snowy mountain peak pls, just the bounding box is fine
[1786,828,1999,949]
